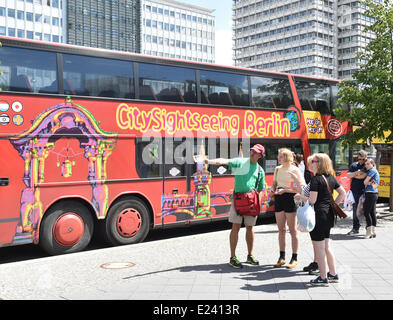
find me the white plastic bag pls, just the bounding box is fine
[344,190,355,211]
[296,201,315,232]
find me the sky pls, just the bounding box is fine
[183,0,233,66]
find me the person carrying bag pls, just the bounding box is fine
[233,166,261,216]
[200,144,266,269]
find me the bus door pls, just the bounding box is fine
[161,138,195,224]
[0,138,23,244]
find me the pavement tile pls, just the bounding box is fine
[310,293,344,300]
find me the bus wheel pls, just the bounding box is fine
[39,201,94,255]
[105,197,150,246]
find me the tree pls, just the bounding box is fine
[334,0,393,146]
[334,0,393,212]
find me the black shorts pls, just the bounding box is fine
[310,207,334,241]
[274,193,296,213]
[310,225,331,241]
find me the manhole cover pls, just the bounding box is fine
[100,262,136,269]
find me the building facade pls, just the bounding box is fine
[233,0,338,78]
[0,0,65,43]
[233,0,377,80]
[337,0,375,79]
[66,0,140,52]
[141,0,215,63]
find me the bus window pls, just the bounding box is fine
[335,139,350,170]
[295,80,331,114]
[199,70,249,106]
[62,54,134,98]
[310,142,329,154]
[331,85,349,111]
[164,138,191,177]
[250,76,294,109]
[136,137,162,178]
[138,63,196,103]
[0,46,57,93]
[262,142,303,174]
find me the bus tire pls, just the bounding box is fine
[105,197,150,246]
[39,201,94,255]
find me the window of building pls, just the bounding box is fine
[138,63,197,103]
[200,70,249,106]
[62,54,134,98]
[250,76,294,109]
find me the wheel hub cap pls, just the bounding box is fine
[53,213,84,246]
[116,208,142,238]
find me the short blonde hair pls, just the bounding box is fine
[306,154,315,167]
[278,148,294,163]
[313,153,334,175]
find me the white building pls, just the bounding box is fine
[141,0,215,63]
[0,0,65,43]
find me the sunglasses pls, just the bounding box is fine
[358,158,366,161]
[311,160,319,163]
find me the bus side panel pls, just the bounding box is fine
[335,169,350,193]
[0,139,25,245]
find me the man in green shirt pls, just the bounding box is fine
[204,144,266,269]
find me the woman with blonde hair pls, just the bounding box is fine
[295,153,346,286]
[269,148,305,269]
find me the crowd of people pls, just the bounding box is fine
[200,146,380,287]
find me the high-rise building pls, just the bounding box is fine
[233,0,337,78]
[233,0,376,80]
[66,0,140,52]
[0,0,65,43]
[337,0,375,79]
[141,0,215,63]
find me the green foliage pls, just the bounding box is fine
[334,0,393,146]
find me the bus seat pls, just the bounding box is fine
[200,90,210,104]
[208,92,220,104]
[64,79,76,95]
[183,90,196,103]
[98,89,116,97]
[170,88,185,102]
[157,88,172,101]
[10,74,33,92]
[219,92,234,105]
[232,94,242,106]
[316,100,330,114]
[241,94,249,106]
[140,85,157,100]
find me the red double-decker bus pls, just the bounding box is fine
[0,37,351,255]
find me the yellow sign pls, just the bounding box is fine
[303,111,326,139]
[354,126,392,144]
[378,164,391,198]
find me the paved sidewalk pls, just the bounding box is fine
[1,210,393,300]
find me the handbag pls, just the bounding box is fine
[322,175,347,219]
[296,200,315,232]
[233,166,261,216]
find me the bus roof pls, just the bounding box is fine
[0,35,339,83]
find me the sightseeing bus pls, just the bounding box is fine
[0,36,351,255]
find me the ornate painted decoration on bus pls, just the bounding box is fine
[160,142,273,222]
[116,104,291,138]
[9,98,118,242]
